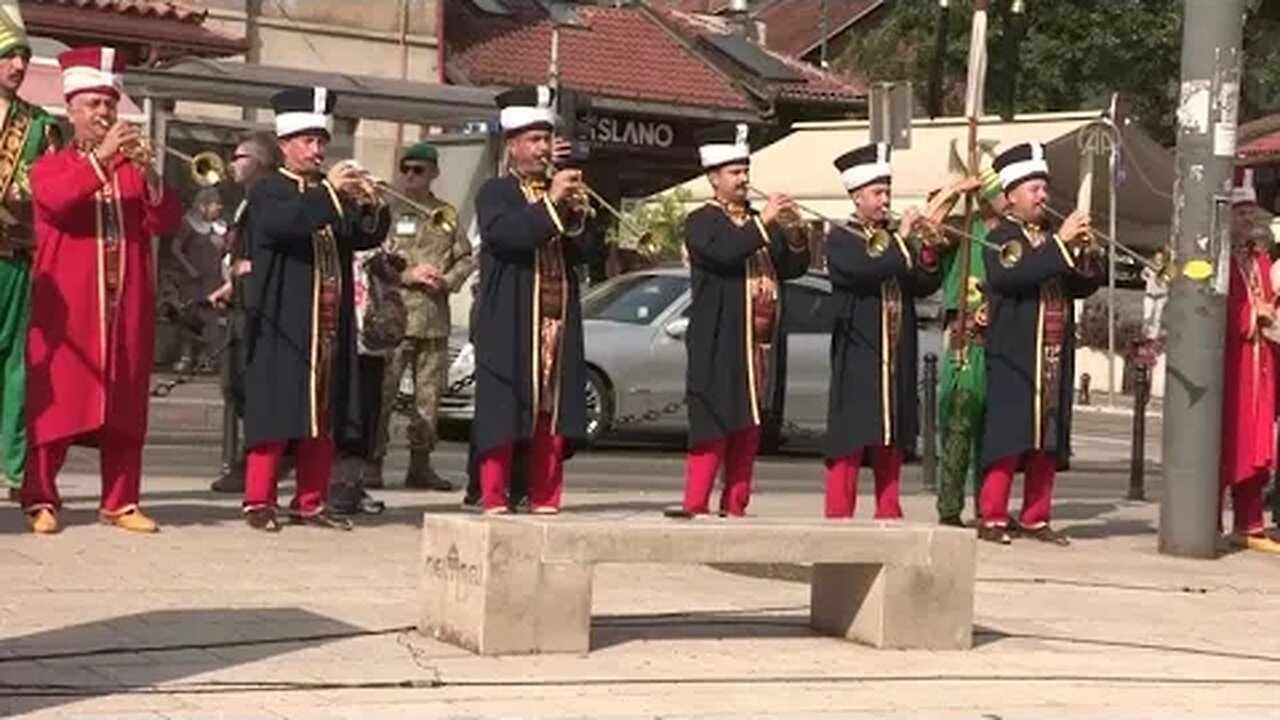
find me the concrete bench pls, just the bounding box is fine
[418,515,975,655]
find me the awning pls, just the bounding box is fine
[667,111,1175,251]
[125,59,501,125]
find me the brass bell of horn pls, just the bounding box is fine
[429,205,459,235]
[866,227,891,257]
[189,151,227,187]
[998,240,1023,268]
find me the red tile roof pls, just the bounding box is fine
[756,0,882,58]
[445,0,753,112]
[660,0,883,58]
[445,1,863,116]
[649,4,864,103]
[20,0,246,61]
[22,0,207,24]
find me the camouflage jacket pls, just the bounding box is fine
[388,192,474,339]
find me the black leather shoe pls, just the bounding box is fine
[357,490,385,515]
[939,515,966,528]
[210,467,245,493]
[977,525,1012,545]
[245,508,280,532]
[289,510,353,531]
[1018,524,1071,546]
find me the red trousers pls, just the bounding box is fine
[21,432,143,514]
[245,434,334,515]
[979,451,1056,528]
[683,425,761,516]
[824,446,903,519]
[480,413,564,511]
[1221,471,1267,535]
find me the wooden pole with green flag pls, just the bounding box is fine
[954,0,989,366]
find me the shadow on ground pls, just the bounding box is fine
[0,607,370,716]
[591,611,815,650]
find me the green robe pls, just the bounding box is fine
[936,217,989,522]
[0,99,60,489]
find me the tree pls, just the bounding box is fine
[604,187,693,262]
[836,0,1280,146]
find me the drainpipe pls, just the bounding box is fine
[392,0,410,173]
[242,0,262,123]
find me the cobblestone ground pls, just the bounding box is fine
[1,476,1277,719]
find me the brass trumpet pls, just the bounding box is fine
[93,117,226,187]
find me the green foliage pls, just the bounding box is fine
[836,0,1280,146]
[604,187,693,261]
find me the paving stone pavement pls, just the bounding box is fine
[1,474,1277,719]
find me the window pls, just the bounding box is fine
[582,274,690,325]
[782,283,835,334]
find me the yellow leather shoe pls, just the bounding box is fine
[1230,532,1280,554]
[101,508,159,533]
[28,508,59,534]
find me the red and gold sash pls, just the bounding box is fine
[521,175,569,416]
[713,200,778,420]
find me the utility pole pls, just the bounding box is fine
[1160,0,1247,559]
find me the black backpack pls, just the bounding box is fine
[359,249,408,353]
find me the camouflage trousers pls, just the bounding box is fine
[375,337,448,461]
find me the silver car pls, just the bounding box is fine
[428,266,943,449]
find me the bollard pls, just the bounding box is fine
[1128,363,1150,501]
[922,353,939,492]
[215,313,242,487]
[1079,373,1092,406]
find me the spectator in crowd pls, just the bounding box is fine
[167,186,227,373]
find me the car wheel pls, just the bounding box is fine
[584,367,613,446]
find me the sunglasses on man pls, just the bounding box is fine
[400,164,432,176]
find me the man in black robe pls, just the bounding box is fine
[977,141,1101,545]
[211,130,280,494]
[666,123,810,519]
[472,84,588,515]
[823,142,941,520]
[240,87,390,532]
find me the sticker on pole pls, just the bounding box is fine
[1182,259,1213,280]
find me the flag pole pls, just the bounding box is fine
[955,0,989,367]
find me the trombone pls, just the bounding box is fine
[745,185,1024,266]
[1041,204,1162,273]
[539,159,648,240]
[330,159,458,234]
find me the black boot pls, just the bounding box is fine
[405,451,456,491]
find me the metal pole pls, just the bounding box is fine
[922,353,939,492]
[819,0,829,68]
[1129,362,1149,501]
[1159,0,1245,558]
[1107,129,1117,407]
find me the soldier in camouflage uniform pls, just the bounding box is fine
[372,142,474,490]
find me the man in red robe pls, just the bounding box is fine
[20,47,180,534]
[1221,175,1280,553]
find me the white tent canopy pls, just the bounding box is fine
[667,111,1175,252]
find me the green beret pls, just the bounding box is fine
[401,142,438,164]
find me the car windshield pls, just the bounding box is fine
[582,273,690,324]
